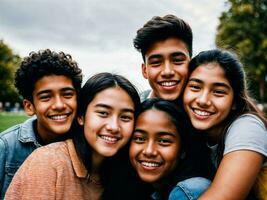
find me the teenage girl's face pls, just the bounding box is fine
[183,63,234,137]
[78,87,135,160]
[129,109,181,185]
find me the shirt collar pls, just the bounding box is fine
[67,139,88,178]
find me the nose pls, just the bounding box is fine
[161,61,174,77]
[106,116,120,133]
[142,141,157,157]
[52,96,66,110]
[196,91,211,107]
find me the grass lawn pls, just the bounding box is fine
[0,112,29,133]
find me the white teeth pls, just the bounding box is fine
[194,109,211,116]
[50,115,68,120]
[100,135,118,142]
[141,161,160,167]
[160,81,177,86]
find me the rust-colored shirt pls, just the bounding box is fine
[5,139,103,200]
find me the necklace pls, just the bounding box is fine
[86,174,102,186]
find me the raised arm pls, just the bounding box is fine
[199,150,263,200]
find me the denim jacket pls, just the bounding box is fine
[0,117,41,199]
[152,177,211,200]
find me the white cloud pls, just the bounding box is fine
[0,0,227,92]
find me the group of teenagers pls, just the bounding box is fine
[0,14,266,200]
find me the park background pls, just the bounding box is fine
[1,0,266,132]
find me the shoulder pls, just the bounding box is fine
[169,177,211,200]
[24,141,70,168]
[224,114,267,156]
[0,117,35,141]
[230,114,265,128]
[226,114,266,138]
[140,89,151,102]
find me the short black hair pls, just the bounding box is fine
[15,49,83,102]
[133,14,193,61]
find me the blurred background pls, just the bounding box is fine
[1,0,266,131]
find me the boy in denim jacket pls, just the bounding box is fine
[0,49,82,198]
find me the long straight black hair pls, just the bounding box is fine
[136,98,214,199]
[188,49,267,163]
[71,72,140,185]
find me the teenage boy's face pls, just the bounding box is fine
[24,75,77,143]
[142,37,190,101]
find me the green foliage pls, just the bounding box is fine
[216,0,267,102]
[0,113,29,133]
[0,40,22,105]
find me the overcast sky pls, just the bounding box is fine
[0,0,227,92]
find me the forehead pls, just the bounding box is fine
[145,37,190,58]
[136,109,178,133]
[33,75,74,93]
[190,63,229,83]
[90,87,134,109]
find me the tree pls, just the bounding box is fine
[216,0,267,102]
[0,40,21,107]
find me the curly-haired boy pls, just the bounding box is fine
[0,49,83,198]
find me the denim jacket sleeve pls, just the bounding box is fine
[0,137,7,195]
[169,177,211,200]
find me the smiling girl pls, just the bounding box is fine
[183,49,267,200]
[130,98,213,200]
[5,72,141,200]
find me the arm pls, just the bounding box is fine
[0,138,6,194]
[199,150,264,200]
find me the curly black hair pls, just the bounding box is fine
[15,49,83,102]
[133,14,193,61]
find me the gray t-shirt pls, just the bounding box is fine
[209,114,267,168]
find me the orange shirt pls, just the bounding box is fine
[5,139,103,200]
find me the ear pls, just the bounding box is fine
[23,99,35,116]
[141,63,148,79]
[77,116,84,126]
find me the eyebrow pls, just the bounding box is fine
[95,103,135,113]
[157,132,177,137]
[133,129,146,134]
[36,87,75,96]
[171,52,189,58]
[188,78,232,89]
[133,129,177,137]
[148,51,188,61]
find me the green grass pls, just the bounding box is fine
[0,112,29,133]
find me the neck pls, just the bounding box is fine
[35,123,61,145]
[206,124,225,145]
[91,151,105,174]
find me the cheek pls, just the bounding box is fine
[183,90,193,106]
[178,66,189,77]
[122,123,134,137]
[129,143,140,162]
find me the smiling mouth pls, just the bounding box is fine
[99,135,120,143]
[139,160,162,169]
[159,81,179,87]
[191,108,214,120]
[48,114,70,121]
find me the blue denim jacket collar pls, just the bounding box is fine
[18,117,41,147]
